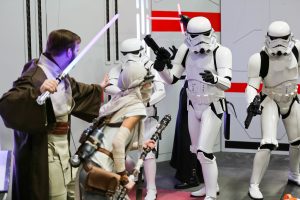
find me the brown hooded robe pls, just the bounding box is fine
[0,59,103,200]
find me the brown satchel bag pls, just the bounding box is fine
[84,163,121,197]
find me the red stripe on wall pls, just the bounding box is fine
[226,83,247,93]
[227,83,263,93]
[226,83,300,94]
[151,11,221,32]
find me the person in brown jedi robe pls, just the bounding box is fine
[0,29,109,200]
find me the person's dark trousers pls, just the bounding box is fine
[170,81,204,189]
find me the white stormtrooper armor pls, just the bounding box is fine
[185,17,217,54]
[246,21,300,200]
[265,21,294,56]
[105,38,166,200]
[157,17,232,200]
[120,38,144,62]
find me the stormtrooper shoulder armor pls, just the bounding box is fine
[294,40,300,62]
[248,53,262,78]
[173,43,189,67]
[215,45,232,72]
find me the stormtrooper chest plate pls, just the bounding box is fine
[262,54,298,102]
[263,54,298,87]
[185,53,222,96]
[185,52,216,79]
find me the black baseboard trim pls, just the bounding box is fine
[225,141,289,151]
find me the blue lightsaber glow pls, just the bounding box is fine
[36,14,119,105]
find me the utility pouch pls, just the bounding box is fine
[84,163,121,197]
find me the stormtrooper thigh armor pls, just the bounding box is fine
[187,100,223,154]
[282,99,300,185]
[144,114,158,159]
[249,97,279,199]
[188,100,223,199]
[259,97,280,147]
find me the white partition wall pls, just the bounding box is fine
[0,0,27,150]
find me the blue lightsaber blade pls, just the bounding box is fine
[36,14,119,105]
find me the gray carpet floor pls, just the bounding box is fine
[154,152,300,200]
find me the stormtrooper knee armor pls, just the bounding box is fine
[194,151,218,200]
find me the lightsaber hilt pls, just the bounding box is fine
[36,76,64,105]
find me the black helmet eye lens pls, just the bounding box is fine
[189,30,211,38]
[130,50,140,55]
[190,34,199,38]
[268,34,290,40]
[281,34,290,40]
[202,30,211,36]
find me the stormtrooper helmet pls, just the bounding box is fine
[120,38,144,63]
[265,21,294,56]
[185,16,217,54]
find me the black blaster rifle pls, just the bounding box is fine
[244,95,262,129]
[144,35,173,69]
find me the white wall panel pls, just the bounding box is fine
[0,0,27,150]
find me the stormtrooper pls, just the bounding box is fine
[105,38,166,200]
[246,21,300,200]
[152,16,232,200]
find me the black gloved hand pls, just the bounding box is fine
[199,70,216,84]
[154,59,166,72]
[247,101,262,116]
[154,47,171,71]
[157,47,171,59]
[180,15,190,29]
[169,45,178,60]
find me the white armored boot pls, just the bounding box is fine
[248,148,271,200]
[288,145,300,186]
[191,152,218,200]
[190,183,219,197]
[144,158,157,200]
